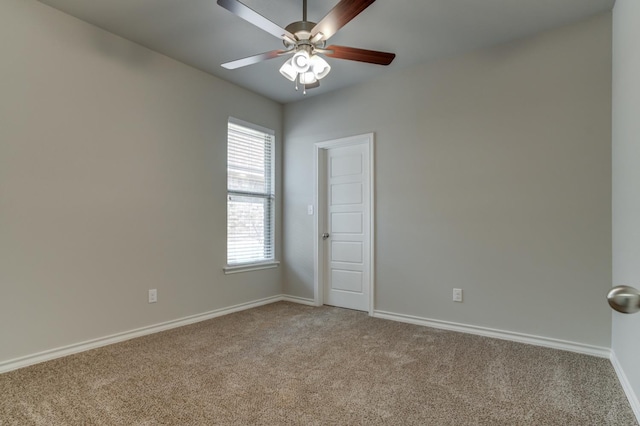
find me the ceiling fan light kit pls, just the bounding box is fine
[279,50,331,91]
[279,58,297,81]
[309,55,331,79]
[292,50,311,72]
[217,0,396,95]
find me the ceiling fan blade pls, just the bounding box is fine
[310,0,376,41]
[324,45,395,65]
[217,0,295,42]
[222,50,290,70]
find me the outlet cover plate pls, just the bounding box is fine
[453,288,463,302]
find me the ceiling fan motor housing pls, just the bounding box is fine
[283,21,324,51]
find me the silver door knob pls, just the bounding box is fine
[607,285,640,314]
[322,233,330,240]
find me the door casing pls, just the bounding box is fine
[313,133,375,315]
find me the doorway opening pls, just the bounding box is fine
[313,133,375,314]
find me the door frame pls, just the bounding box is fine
[313,133,375,315]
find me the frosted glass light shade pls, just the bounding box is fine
[279,58,297,81]
[292,51,310,72]
[300,71,317,85]
[309,55,331,80]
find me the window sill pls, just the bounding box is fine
[223,261,280,275]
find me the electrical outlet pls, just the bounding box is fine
[453,288,463,302]
[307,204,314,215]
[148,289,157,303]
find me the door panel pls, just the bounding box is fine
[331,155,362,177]
[331,212,362,233]
[323,141,370,311]
[331,182,363,205]
[331,269,363,293]
[331,242,363,263]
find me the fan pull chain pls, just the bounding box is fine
[297,73,307,95]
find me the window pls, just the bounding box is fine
[225,118,276,272]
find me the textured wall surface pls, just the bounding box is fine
[0,0,283,363]
[283,14,612,347]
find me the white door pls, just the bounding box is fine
[320,137,372,312]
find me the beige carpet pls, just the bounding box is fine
[0,302,636,425]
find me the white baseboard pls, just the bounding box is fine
[0,297,614,377]
[4,295,636,420]
[281,294,318,306]
[372,310,611,358]
[0,294,323,374]
[610,350,640,422]
[0,295,290,374]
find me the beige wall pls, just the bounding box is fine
[283,14,612,347]
[0,0,617,366]
[612,0,640,407]
[0,0,283,363]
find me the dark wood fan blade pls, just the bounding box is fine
[324,45,395,65]
[310,0,376,41]
[217,0,295,42]
[222,50,289,69]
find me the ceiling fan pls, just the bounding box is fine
[217,0,396,93]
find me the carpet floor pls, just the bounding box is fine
[0,302,636,425]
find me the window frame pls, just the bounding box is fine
[224,117,279,274]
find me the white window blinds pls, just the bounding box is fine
[227,119,275,266]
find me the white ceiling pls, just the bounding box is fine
[38,0,615,104]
